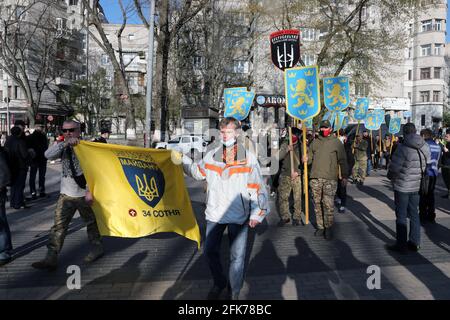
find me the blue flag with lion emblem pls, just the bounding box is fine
[224,88,255,121]
[354,98,369,121]
[323,76,350,112]
[365,111,382,131]
[285,66,321,120]
[389,117,401,135]
[74,141,201,248]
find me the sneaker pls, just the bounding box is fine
[31,251,57,270]
[84,245,104,263]
[207,285,225,300]
[292,219,300,226]
[277,218,290,227]
[338,206,345,213]
[324,227,333,240]
[386,243,408,254]
[407,241,420,252]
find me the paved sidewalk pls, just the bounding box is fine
[1,165,449,300]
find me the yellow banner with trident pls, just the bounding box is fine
[74,141,201,248]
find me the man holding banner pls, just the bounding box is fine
[32,120,103,270]
[303,120,348,240]
[182,117,269,300]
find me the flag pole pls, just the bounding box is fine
[302,122,309,225]
[336,112,342,179]
[390,134,394,155]
[370,130,374,164]
[288,126,295,178]
[352,120,360,153]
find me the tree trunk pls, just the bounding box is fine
[154,0,170,142]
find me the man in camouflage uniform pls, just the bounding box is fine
[304,120,348,240]
[352,133,368,185]
[277,128,302,226]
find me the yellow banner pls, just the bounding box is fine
[74,141,201,248]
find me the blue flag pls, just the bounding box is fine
[285,66,321,120]
[365,112,382,130]
[354,98,369,121]
[373,109,385,125]
[224,88,255,121]
[323,76,350,112]
[304,118,313,130]
[389,117,401,135]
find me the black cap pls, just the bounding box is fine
[319,120,331,128]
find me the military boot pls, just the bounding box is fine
[84,243,104,263]
[31,250,57,271]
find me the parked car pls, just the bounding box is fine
[155,135,207,155]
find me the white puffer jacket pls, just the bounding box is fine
[183,144,269,224]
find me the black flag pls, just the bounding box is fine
[270,29,301,71]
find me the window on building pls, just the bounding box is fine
[420,91,430,102]
[408,23,413,35]
[408,70,412,80]
[361,6,368,20]
[101,54,110,65]
[433,91,440,102]
[408,47,412,58]
[193,56,205,69]
[434,19,443,31]
[434,67,441,78]
[128,33,135,41]
[15,6,26,20]
[407,92,412,100]
[69,0,78,5]
[355,83,369,96]
[421,114,426,126]
[233,60,249,74]
[421,44,431,56]
[421,19,432,32]
[301,54,315,66]
[420,68,431,79]
[301,28,316,41]
[434,43,444,56]
[56,18,67,31]
[123,53,137,66]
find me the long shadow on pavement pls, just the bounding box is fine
[347,195,450,299]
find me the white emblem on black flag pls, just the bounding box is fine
[270,29,301,71]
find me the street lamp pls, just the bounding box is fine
[3,79,10,135]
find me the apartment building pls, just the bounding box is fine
[0,0,85,132]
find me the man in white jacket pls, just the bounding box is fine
[182,117,269,300]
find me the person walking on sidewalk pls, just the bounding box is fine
[0,145,12,267]
[28,125,49,199]
[352,133,368,185]
[277,127,302,226]
[440,129,450,199]
[387,123,431,253]
[303,120,348,240]
[32,120,104,271]
[182,117,269,300]
[336,130,354,213]
[419,129,441,224]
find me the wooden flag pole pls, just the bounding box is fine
[352,120,361,153]
[336,113,342,179]
[390,134,394,155]
[370,130,374,164]
[379,127,382,162]
[302,123,309,225]
[288,126,295,177]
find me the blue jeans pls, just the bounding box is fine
[394,191,420,246]
[205,221,248,296]
[29,160,47,195]
[0,189,12,261]
[367,159,372,176]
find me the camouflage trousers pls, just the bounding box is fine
[353,158,367,182]
[48,194,102,254]
[310,178,338,229]
[278,175,302,221]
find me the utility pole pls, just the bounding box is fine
[145,0,156,148]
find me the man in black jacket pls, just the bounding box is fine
[0,146,12,266]
[441,129,450,198]
[28,125,49,199]
[4,126,31,209]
